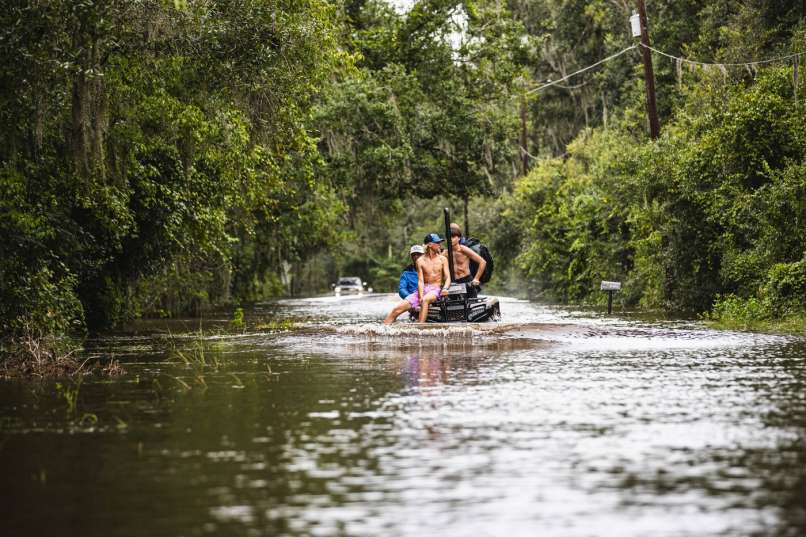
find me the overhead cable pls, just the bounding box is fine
[523,44,804,96]
[639,43,806,67]
[525,45,637,94]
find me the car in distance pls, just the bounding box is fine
[332,276,367,296]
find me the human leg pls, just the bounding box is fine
[418,292,438,322]
[384,299,413,325]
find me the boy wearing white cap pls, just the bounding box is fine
[398,244,425,299]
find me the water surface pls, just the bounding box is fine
[2,294,805,536]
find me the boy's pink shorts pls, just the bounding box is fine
[405,284,442,309]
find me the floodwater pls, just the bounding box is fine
[2,294,806,537]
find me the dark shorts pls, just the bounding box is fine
[454,274,479,298]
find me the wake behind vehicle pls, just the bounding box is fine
[411,208,501,323]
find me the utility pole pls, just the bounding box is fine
[636,0,660,139]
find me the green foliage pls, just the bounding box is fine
[169,328,220,389]
[508,128,639,303]
[763,254,806,318]
[501,66,805,317]
[1,0,348,341]
[231,307,245,331]
[508,0,805,155]
[1,0,804,351]
[706,255,806,333]
[368,255,407,294]
[314,0,528,284]
[708,294,771,327]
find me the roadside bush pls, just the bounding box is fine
[500,66,805,321]
[1,1,348,355]
[709,294,771,326]
[763,254,806,318]
[705,254,805,330]
[510,128,640,303]
[0,263,84,339]
[0,262,84,377]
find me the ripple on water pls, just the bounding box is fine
[2,294,805,537]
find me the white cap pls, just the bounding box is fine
[409,244,425,255]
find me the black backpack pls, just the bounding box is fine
[464,237,494,283]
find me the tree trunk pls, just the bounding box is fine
[33,93,44,161]
[90,38,107,179]
[71,67,89,176]
[71,20,106,178]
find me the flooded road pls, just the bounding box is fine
[2,294,806,536]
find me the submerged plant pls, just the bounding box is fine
[255,319,297,331]
[229,372,245,389]
[231,307,245,331]
[55,377,82,416]
[167,327,221,389]
[102,359,126,376]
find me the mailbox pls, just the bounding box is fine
[600,281,621,314]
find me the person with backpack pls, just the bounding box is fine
[444,223,486,298]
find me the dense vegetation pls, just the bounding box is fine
[505,68,805,318]
[1,0,804,368]
[1,0,346,337]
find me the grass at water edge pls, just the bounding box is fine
[703,315,806,334]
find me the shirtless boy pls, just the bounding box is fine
[383,233,451,324]
[444,223,486,297]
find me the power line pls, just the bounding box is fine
[639,42,806,67]
[523,44,805,95]
[525,45,637,94]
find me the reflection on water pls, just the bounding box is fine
[1,294,805,536]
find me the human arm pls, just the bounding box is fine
[460,245,486,285]
[441,256,451,291]
[417,259,425,301]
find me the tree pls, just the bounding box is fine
[0,0,349,334]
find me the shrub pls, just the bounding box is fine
[709,294,771,326]
[499,66,805,318]
[763,254,806,317]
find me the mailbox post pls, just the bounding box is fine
[600,281,621,314]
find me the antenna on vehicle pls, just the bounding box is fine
[444,207,455,282]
